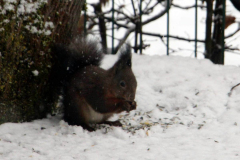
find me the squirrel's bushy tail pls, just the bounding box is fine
[53,38,103,76]
[51,38,104,87]
[45,38,104,108]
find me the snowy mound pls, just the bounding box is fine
[1,55,240,160]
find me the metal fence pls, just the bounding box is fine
[84,0,226,57]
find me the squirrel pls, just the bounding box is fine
[48,37,137,131]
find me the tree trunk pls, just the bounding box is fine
[0,0,85,124]
[93,3,108,54]
[211,0,225,64]
[205,0,225,64]
[134,22,139,53]
[205,0,213,59]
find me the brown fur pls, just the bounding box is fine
[51,38,137,131]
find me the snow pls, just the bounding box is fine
[1,54,240,160]
[1,0,240,159]
[30,26,38,34]
[44,30,51,36]
[32,70,39,76]
[44,22,54,29]
[1,0,53,36]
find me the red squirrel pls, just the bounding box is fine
[50,38,137,131]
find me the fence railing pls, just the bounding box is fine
[84,0,226,58]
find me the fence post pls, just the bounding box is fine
[167,0,170,56]
[84,0,87,36]
[195,0,198,58]
[131,0,138,53]
[139,0,143,54]
[112,0,115,54]
[221,0,226,64]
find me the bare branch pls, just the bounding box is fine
[228,83,240,97]
[142,0,152,12]
[142,1,159,15]
[225,26,240,39]
[113,10,135,22]
[114,1,170,53]
[114,26,135,54]
[142,3,169,25]
[172,4,206,10]
[131,0,137,16]
[89,0,209,54]
[225,46,240,52]
[142,32,205,43]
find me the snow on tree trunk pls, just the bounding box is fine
[0,0,85,124]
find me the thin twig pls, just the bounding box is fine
[228,83,240,97]
[172,4,206,9]
[142,32,205,43]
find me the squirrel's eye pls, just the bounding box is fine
[120,80,126,87]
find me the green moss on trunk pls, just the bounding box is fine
[0,0,84,124]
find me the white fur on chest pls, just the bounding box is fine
[82,100,113,124]
[87,104,105,123]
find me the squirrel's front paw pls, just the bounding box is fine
[122,101,137,112]
[129,101,137,110]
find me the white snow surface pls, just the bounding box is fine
[1,54,240,160]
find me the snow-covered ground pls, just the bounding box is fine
[1,54,240,160]
[1,0,240,159]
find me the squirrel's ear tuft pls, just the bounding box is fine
[109,43,133,74]
[118,43,132,68]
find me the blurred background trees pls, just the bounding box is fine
[84,0,240,64]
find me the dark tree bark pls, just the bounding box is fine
[204,0,225,64]
[205,0,213,60]
[211,0,225,64]
[131,0,138,53]
[0,0,85,124]
[93,3,108,54]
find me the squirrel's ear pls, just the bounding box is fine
[111,43,132,74]
[119,43,132,68]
